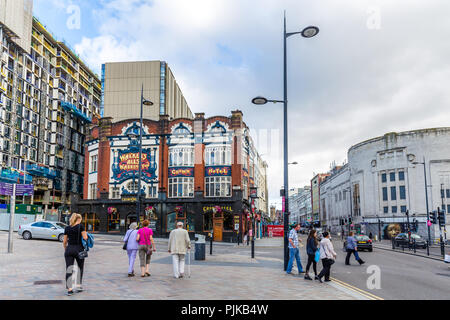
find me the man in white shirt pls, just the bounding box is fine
[168,222,191,279]
[317,232,337,283]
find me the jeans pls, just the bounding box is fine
[127,249,137,274]
[345,249,360,264]
[172,254,186,278]
[286,247,303,273]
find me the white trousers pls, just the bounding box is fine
[172,254,186,278]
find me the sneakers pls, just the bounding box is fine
[317,277,323,283]
[128,273,134,277]
[314,276,319,281]
[304,274,313,280]
[324,279,332,282]
[76,286,83,292]
[67,290,74,296]
[358,260,365,265]
[179,273,184,278]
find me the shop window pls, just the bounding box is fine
[83,213,99,232]
[203,212,213,232]
[223,211,234,231]
[108,210,120,232]
[166,210,194,232]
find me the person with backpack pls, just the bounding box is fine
[136,220,156,277]
[63,213,88,296]
[304,229,319,280]
[123,222,138,277]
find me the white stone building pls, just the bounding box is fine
[320,128,450,240]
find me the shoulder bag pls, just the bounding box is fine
[77,225,88,259]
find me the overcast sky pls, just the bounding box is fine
[35,0,450,209]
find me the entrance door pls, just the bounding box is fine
[213,219,223,241]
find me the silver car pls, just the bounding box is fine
[18,221,67,242]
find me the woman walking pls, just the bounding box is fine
[63,213,88,296]
[136,220,156,277]
[304,229,319,280]
[123,222,139,277]
[317,232,337,283]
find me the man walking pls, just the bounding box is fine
[168,222,191,279]
[286,223,304,275]
[345,231,365,265]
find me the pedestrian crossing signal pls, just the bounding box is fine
[430,211,437,224]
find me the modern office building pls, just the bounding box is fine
[0,3,101,217]
[101,61,193,121]
[73,110,269,241]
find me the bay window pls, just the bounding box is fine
[168,177,194,198]
[205,176,231,197]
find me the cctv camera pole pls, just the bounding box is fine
[8,184,17,253]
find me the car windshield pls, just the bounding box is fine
[411,234,422,239]
[356,235,369,240]
[55,223,66,228]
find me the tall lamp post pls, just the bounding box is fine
[252,12,319,270]
[136,85,154,227]
[413,157,431,244]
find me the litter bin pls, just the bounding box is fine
[194,234,206,260]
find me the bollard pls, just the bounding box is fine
[251,236,255,258]
[413,238,416,253]
[210,235,213,255]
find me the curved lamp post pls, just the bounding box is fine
[252,12,319,271]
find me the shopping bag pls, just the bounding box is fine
[314,249,320,262]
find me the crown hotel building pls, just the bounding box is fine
[73,111,269,241]
[0,0,101,216]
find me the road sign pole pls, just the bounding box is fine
[7,184,16,254]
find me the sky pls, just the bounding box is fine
[34,0,450,209]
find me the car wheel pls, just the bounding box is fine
[23,231,32,240]
[58,234,64,242]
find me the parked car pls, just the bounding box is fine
[18,221,67,242]
[344,234,373,252]
[394,233,427,249]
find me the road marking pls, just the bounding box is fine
[330,277,384,300]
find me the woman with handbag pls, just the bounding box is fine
[317,232,337,283]
[304,229,319,280]
[63,213,88,296]
[136,220,156,277]
[123,222,139,277]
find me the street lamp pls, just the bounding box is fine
[251,12,319,271]
[136,84,154,227]
[412,157,431,244]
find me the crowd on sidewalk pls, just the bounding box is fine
[63,213,191,296]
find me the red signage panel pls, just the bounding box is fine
[267,225,284,237]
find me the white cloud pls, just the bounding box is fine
[70,0,450,208]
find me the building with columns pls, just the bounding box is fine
[319,128,450,240]
[73,110,268,241]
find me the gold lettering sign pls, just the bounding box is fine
[202,206,233,213]
[119,153,149,171]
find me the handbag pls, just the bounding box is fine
[77,225,88,260]
[314,249,320,262]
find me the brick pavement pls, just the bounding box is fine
[0,232,365,300]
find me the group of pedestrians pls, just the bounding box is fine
[286,224,366,283]
[63,214,191,296]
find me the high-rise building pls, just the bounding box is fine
[0,4,101,218]
[101,61,193,121]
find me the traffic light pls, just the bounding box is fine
[438,209,446,227]
[430,211,437,224]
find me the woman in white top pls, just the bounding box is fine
[317,232,337,283]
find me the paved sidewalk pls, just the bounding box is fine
[0,232,365,300]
